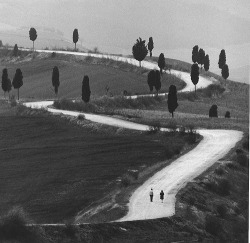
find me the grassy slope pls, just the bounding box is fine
[0,101,194,224]
[0,52,185,100]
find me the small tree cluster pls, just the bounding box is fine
[192,45,210,71]
[209,104,218,118]
[132,37,148,67]
[167,85,178,118]
[147,70,161,95]
[218,49,229,80]
[147,37,154,57]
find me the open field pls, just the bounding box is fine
[0,101,196,224]
[0,50,185,100]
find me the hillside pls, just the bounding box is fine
[0,51,185,99]
[0,51,248,242]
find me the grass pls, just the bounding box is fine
[0,102,194,224]
[0,51,185,100]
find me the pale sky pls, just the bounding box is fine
[0,0,249,82]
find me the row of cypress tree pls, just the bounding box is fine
[1,68,23,100]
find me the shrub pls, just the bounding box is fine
[236,153,248,167]
[242,135,249,151]
[121,174,134,187]
[203,84,225,98]
[63,224,77,238]
[167,119,177,132]
[51,52,56,58]
[205,215,222,236]
[0,207,31,241]
[179,126,186,134]
[217,204,227,218]
[186,123,196,134]
[128,170,139,180]
[215,167,224,176]
[217,178,231,195]
[209,104,218,118]
[10,95,17,107]
[225,111,230,118]
[16,104,27,115]
[77,114,85,120]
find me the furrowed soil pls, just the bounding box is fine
[0,101,193,224]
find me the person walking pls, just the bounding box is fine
[160,190,164,203]
[149,188,154,202]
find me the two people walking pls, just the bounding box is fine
[149,188,164,203]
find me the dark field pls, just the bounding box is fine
[0,102,193,223]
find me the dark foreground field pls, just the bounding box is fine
[0,101,195,224]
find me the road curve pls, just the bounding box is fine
[118,129,243,221]
[24,101,243,222]
[22,52,242,222]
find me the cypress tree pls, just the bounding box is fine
[158,53,165,75]
[12,68,23,100]
[204,54,210,71]
[132,37,148,67]
[2,68,9,98]
[192,45,199,63]
[29,27,37,52]
[191,63,199,93]
[13,44,19,57]
[82,75,91,103]
[154,70,161,95]
[221,64,229,80]
[197,48,205,68]
[218,49,226,69]
[52,66,60,95]
[147,37,154,57]
[167,85,178,118]
[147,70,155,92]
[73,29,79,51]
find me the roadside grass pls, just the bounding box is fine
[175,134,249,242]
[0,207,45,243]
[0,102,194,223]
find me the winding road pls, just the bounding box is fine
[23,50,243,222]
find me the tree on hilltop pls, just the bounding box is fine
[147,37,154,57]
[132,37,148,67]
[191,63,199,93]
[221,64,229,80]
[197,48,205,68]
[73,29,79,51]
[52,66,60,96]
[158,53,165,75]
[12,68,23,100]
[82,75,91,103]
[204,54,210,71]
[13,44,19,57]
[167,85,178,118]
[29,27,37,52]
[192,45,199,63]
[218,49,226,69]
